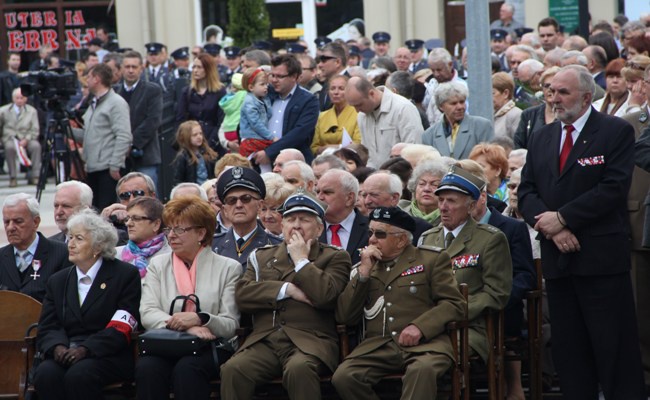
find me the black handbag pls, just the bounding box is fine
[139,294,208,358]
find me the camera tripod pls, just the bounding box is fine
[35,108,85,202]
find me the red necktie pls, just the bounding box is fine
[329,224,342,247]
[559,124,575,172]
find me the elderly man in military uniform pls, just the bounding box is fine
[419,165,512,362]
[212,167,281,272]
[220,192,352,400]
[332,206,465,400]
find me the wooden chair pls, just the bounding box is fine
[465,308,506,400]
[0,291,42,400]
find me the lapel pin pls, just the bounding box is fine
[100,283,106,290]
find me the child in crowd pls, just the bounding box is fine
[218,73,246,153]
[239,67,277,172]
[172,120,218,186]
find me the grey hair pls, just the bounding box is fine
[116,172,157,197]
[561,50,588,66]
[321,169,359,202]
[244,49,271,66]
[312,154,347,170]
[170,183,208,201]
[261,172,295,203]
[510,167,523,182]
[502,3,515,13]
[386,71,414,99]
[3,193,40,217]
[509,148,528,160]
[407,159,448,193]
[521,33,540,48]
[370,171,403,196]
[56,181,93,208]
[103,52,123,67]
[428,47,452,65]
[283,160,316,184]
[434,80,468,108]
[277,148,305,162]
[347,66,368,79]
[513,44,540,61]
[67,209,118,259]
[561,64,596,96]
[622,20,646,35]
[519,59,544,74]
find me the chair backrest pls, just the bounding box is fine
[0,291,42,340]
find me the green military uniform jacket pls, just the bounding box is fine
[336,244,465,360]
[419,218,512,361]
[235,241,351,372]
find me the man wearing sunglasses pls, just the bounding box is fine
[333,206,464,399]
[419,165,512,365]
[317,42,349,111]
[212,167,281,272]
[220,192,351,399]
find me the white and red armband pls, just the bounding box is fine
[106,310,138,343]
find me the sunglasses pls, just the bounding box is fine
[368,229,403,239]
[223,194,260,206]
[317,55,337,63]
[124,215,151,223]
[118,190,146,201]
[163,226,200,236]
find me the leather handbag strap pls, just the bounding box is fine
[169,293,201,314]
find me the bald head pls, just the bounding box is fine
[272,149,306,173]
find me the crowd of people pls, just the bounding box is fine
[1,6,650,400]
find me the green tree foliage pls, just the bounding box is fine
[228,0,271,48]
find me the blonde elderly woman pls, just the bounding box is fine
[492,72,522,139]
[136,196,241,400]
[260,172,295,237]
[422,80,493,160]
[399,144,441,168]
[399,158,448,225]
[620,55,650,115]
[33,210,140,400]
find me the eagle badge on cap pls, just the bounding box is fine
[373,208,381,218]
[232,166,243,179]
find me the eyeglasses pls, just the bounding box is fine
[269,73,290,80]
[626,61,647,71]
[506,183,519,190]
[124,215,151,223]
[368,229,403,239]
[118,190,146,201]
[223,194,260,206]
[163,226,200,236]
[317,55,337,63]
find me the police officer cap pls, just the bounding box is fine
[224,46,241,59]
[369,206,416,233]
[282,191,326,221]
[348,45,361,57]
[372,31,391,43]
[490,29,508,41]
[314,36,332,49]
[204,43,222,56]
[88,38,103,47]
[253,40,272,51]
[145,42,164,54]
[513,27,534,38]
[425,38,444,51]
[216,167,266,202]
[405,39,424,52]
[435,165,486,200]
[171,47,190,60]
[286,43,307,54]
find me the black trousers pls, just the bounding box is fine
[33,356,132,400]
[546,272,645,399]
[136,347,230,400]
[86,169,118,211]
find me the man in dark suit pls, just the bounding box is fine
[50,181,94,243]
[212,167,281,272]
[117,51,163,188]
[519,65,645,399]
[361,171,432,245]
[1,193,70,302]
[317,169,369,265]
[252,54,319,166]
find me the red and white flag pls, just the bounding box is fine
[13,137,31,167]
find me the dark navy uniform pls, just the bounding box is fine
[212,224,282,272]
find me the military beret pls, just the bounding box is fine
[369,206,416,233]
[282,192,326,221]
[490,29,509,41]
[348,45,361,57]
[224,46,241,59]
[314,36,332,49]
[203,43,222,56]
[513,27,534,38]
[145,42,164,54]
[405,39,424,52]
[253,40,272,51]
[88,38,103,47]
[435,165,486,200]
[372,31,391,43]
[286,43,307,54]
[216,166,266,202]
[171,47,190,60]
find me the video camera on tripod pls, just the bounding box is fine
[20,69,84,201]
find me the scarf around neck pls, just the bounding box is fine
[410,199,440,224]
[121,233,166,278]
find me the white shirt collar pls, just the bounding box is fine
[233,225,258,242]
[76,257,103,283]
[561,106,592,136]
[443,221,468,241]
[327,209,356,233]
[15,234,39,257]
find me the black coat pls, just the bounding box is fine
[0,233,71,302]
[319,209,369,265]
[176,87,226,149]
[513,103,548,150]
[212,224,282,273]
[172,149,216,186]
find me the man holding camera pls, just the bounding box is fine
[72,63,132,210]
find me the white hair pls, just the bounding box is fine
[67,209,118,259]
[321,169,359,202]
[509,148,528,160]
[428,47,453,65]
[283,160,316,184]
[56,181,93,208]
[170,182,209,201]
[3,193,40,217]
[370,171,403,196]
[407,159,448,193]
[278,148,306,162]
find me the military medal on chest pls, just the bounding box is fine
[30,260,41,280]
